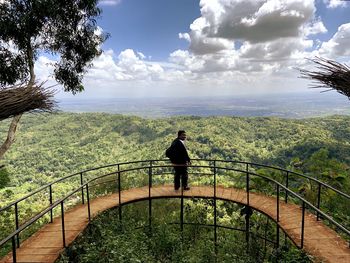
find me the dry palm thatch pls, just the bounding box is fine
[0,83,56,121]
[299,57,350,99]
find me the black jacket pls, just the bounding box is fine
[170,138,190,164]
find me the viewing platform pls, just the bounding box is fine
[0,159,349,263]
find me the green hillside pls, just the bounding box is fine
[1,113,350,201]
[0,113,349,262]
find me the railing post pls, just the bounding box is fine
[246,163,250,206]
[117,164,122,222]
[180,171,184,235]
[80,172,84,205]
[245,208,250,252]
[301,201,305,249]
[213,160,217,196]
[276,184,280,223]
[86,184,91,222]
[14,203,20,248]
[49,185,53,223]
[213,161,217,255]
[61,201,66,248]
[149,161,153,233]
[316,183,322,221]
[285,171,289,203]
[276,225,280,249]
[11,236,17,263]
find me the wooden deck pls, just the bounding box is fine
[1,185,349,263]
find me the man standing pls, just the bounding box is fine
[167,130,191,191]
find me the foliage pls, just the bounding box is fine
[1,113,349,194]
[0,113,349,260]
[0,166,9,189]
[57,200,312,263]
[0,0,108,92]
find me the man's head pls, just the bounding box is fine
[178,130,187,140]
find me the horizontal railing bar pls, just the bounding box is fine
[0,198,61,247]
[0,184,87,247]
[0,173,81,213]
[2,158,348,214]
[203,159,350,200]
[0,160,169,212]
[84,163,350,238]
[116,164,350,238]
[168,222,277,244]
[133,221,277,245]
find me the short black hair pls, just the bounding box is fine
[178,130,186,137]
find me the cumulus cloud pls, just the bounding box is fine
[240,37,313,61]
[319,23,350,57]
[179,16,234,54]
[195,0,316,44]
[303,20,327,36]
[84,48,194,84]
[324,0,348,8]
[99,0,121,6]
[32,0,350,97]
[81,0,332,93]
[173,0,330,76]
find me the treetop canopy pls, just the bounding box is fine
[0,0,109,93]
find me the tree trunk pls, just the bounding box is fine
[0,114,22,159]
[27,42,36,87]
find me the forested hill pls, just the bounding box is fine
[0,113,350,201]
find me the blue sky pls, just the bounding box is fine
[99,0,201,60]
[98,0,348,59]
[33,0,350,99]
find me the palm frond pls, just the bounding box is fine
[299,57,350,99]
[0,82,56,121]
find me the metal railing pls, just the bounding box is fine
[0,159,349,262]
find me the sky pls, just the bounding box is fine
[34,0,350,99]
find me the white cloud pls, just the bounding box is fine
[303,20,327,36]
[99,0,121,6]
[85,49,192,83]
[80,0,326,95]
[319,23,350,57]
[196,0,316,43]
[33,0,350,98]
[179,16,234,55]
[34,56,57,88]
[137,52,146,59]
[324,0,348,8]
[172,0,326,76]
[169,50,216,73]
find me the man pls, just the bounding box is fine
[168,130,191,191]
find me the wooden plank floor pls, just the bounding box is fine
[1,185,349,263]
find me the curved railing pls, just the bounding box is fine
[0,159,349,262]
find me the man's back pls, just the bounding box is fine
[170,130,191,190]
[171,138,190,164]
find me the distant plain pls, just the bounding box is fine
[58,92,350,118]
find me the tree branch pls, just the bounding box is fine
[27,42,36,87]
[0,114,22,159]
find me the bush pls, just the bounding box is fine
[0,166,10,189]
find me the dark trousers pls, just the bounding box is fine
[174,165,188,189]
